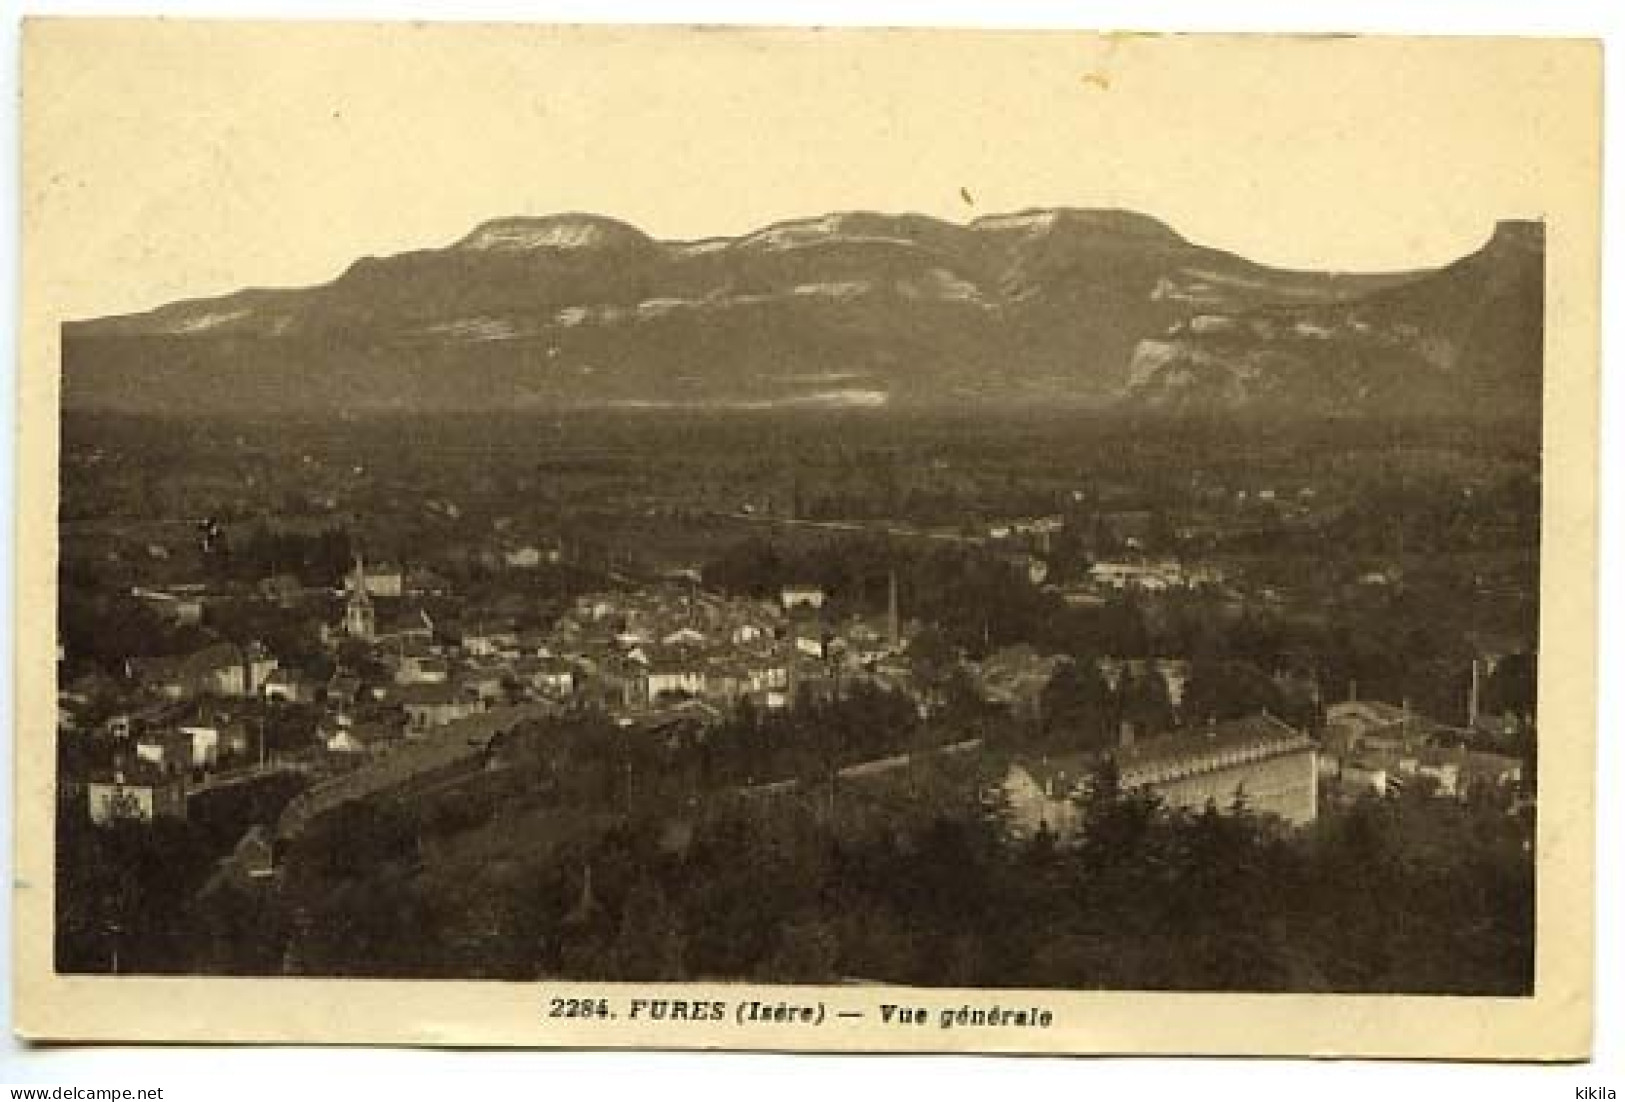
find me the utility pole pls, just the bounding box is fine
[107,919,122,975]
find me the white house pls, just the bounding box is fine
[87,769,185,824]
[648,661,706,699]
[362,562,405,598]
[263,668,314,704]
[325,727,371,754]
[394,654,451,685]
[1088,560,1185,591]
[780,584,826,611]
[178,725,221,769]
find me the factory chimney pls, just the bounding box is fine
[886,570,900,649]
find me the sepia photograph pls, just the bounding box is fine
[11,21,1601,1055]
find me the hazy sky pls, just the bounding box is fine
[24,23,1598,319]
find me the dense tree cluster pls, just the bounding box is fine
[694,683,930,788]
[53,772,310,974]
[57,586,212,678]
[55,643,1533,995]
[205,525,354,587]
[160,754,1533,994]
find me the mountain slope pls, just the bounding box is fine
[1121,221,1544,416]
[63,210,1533,415]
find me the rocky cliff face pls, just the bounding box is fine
[1121,221,1544,416]
[62,210,1535,416]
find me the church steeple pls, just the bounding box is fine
[344,551,375,640]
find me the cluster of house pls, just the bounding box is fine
[257,572,910,859]
[73,531,1535,841]
[411,578,912,728]
[60,692,256,826]
[1318,699,1526,804]
[62,551,936,825]
[61,678,293,825]
[986,514,1065,551]
[222,576,925,854]
[1081,558,1226,593]
[328,553,924,738]
[994,682,1531,841]
[979,510,1233,599]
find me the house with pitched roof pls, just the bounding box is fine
[513,656,576,698]
[396,681,482,733]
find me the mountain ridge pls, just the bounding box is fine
[62,209,1539,417]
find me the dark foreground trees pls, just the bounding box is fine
[170,751,1533,995]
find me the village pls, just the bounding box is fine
[50,410,1542,987]
[59,523,1533,853]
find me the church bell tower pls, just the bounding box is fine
[344,553,376,640]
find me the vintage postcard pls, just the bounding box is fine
[12,22,1602,1056]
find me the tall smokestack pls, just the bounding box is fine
[887,570,900,649]
[1468,657,1482,728]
